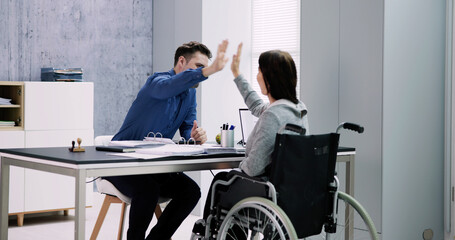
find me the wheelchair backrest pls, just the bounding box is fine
[269,131,339,238]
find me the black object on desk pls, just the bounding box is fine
[95,146,137,153]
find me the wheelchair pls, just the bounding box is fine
[191,122,379,240]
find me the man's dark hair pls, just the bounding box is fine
[258,50,298,104]
[174,41,212,66]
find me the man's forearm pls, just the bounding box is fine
[202,65,216,77]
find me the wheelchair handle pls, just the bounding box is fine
[279,123,306,135]
[336,122,364,134]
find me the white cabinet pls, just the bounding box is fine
[0,131,24,147]
[0,81,94,226]
[24,82,93,131]
[24,169,79,212]
[9,167,24,214]
[0,131,25,214]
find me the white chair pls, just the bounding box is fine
[94,135,113,146]
[90,135,171,240]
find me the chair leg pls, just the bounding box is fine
[90,195,114,240]
[117,202,128,240]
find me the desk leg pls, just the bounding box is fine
[0,159,9,240]
[75,170,86,240]
[345,155,355,240]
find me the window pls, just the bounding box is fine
[251,0,301,102]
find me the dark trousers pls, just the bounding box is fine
[105,172,200,240]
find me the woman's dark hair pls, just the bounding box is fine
[258,50,298,104]
[174,41,212,66]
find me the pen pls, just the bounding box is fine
[229,125,235,130]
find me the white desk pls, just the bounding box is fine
[0,146,355,240]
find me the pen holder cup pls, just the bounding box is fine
[220,130,234,147]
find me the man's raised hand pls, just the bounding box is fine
[202,39,229,77]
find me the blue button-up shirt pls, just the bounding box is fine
[113,67,208,141]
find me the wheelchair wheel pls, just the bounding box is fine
[308,191,379,240]
[217,197,297,240]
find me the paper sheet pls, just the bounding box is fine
[107,152,164,159]
[135,144,204,156]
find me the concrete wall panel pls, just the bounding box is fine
[0,0,153,137]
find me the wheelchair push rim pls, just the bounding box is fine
[217,197,298,240]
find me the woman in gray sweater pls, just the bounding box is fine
[200,43,309,222]
[232,44,309,177]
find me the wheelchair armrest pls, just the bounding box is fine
[226,170,267,183]
[210,170,277,215]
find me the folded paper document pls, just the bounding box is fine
[144,131,175,144]
[143,136,175,144]
[193,143,246,154]
[135,144,204,156]
[0,121,15,127]
[109,140,165,148]
[0,97,12,105]
[196,144,238,154]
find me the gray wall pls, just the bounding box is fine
[0,0,153,137]
[382,0,445,238]
[153,0,204,216]
[303,0,446,238]
[153,0,203,133]
[339,0,384,233]
[301,0,384,233]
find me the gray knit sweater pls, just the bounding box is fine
[234,74,310,176]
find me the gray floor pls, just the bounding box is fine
[8,192,200,240]
[8,192,378,240]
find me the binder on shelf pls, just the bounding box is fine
[41,67,84,82]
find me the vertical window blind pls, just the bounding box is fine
[251,0,301,102]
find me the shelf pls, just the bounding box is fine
[0,126,22,130]
[0,104,21,108]
[0,82,24,130]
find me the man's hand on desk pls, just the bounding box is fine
[191,120,207,144]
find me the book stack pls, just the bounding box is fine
[41,68,84,82]
[0,97,12,105]
[0,121,15,127]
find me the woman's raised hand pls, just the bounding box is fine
[231,42,243,78]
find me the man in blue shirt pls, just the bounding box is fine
[105,40,229,240]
